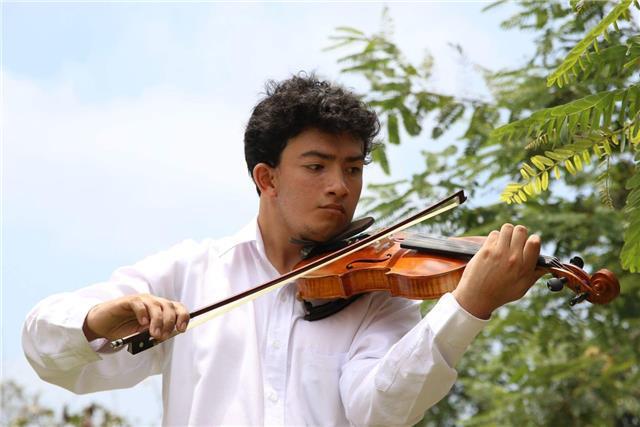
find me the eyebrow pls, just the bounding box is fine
[299,150,365,163]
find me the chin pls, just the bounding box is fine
[304,221,349,243]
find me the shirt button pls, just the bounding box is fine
[272,340,281,349]
[268,391,278,403]
[280,292,287,303]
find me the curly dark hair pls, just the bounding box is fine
[244,73,380,193]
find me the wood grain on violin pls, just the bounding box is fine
[296,233,620,305]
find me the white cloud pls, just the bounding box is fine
[4,72,258,253]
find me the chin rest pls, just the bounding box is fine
[290,216,375,321]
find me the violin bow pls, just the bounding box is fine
[111,190,467,354]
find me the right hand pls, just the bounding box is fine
[82,294,190,342]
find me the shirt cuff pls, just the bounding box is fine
[424,292,489,366]
[40,297,104,370]
[77,300,125,354]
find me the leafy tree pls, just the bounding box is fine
[1,380,129,427]
[329,1,640,425]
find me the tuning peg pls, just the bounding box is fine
[546,277,567,292]
[569,256,585,269]
[569,292,589,306]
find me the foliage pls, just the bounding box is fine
[622,149,640,272]
[329,0,640,425]
[546,0,633,88]
[488,0,640,272]
[1,380,129,427]
[329,0,640,272]
[497,84,640,205]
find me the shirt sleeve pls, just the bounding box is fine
[21,240,202,394]
[339,292,488,426]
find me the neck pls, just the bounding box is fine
[257,200,305,275]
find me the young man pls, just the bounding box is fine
[23,75,543,426]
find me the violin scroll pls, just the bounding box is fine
[546,255,620,305]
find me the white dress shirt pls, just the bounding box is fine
[22,219,487,426]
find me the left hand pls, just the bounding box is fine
[451,223,546,319]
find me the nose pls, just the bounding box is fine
[327,170,349,198]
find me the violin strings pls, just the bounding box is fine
[404,234,481,256]
[404,233,563,269]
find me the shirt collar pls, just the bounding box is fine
[218,216,266,258]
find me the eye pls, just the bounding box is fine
[305,164,324,171]
[347,166,363,175]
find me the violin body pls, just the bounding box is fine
[297,234,474,300]
[295,233,620,305]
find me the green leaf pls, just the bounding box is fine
[368,96,404,110]
[545,117,556,137]
[522,162,536,176]
[620,88,629,126]
[518,190,527,202]
[399,105,421,136]
[492,86,637,144]
[432,126,443,139]
[547,0,632,87]
[523,181,534,196]
[602,93,614,129]
[534,176,542,193]
[568,112,580,134]
[591,107,601,129]
[546,150,565,161]
[594,144,603,157]
[334,26,365,36]
[372,143,390,175]
[376,81,412,94]
[535,155,555,167]
[621,152,640,272]
[531,156,546,170]
[579,109,590,131]
[565,159,577,175]
[387,113,400,145]
[573,154,583,171]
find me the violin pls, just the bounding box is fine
[111,190,620,355]
[296,232,620,306]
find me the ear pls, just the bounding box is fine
[252,163,278,196]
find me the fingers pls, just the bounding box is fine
[130,299,150,328]
[483,229,500,250]
[510,225,528,252]
[160,299,176,339]
[489,223,540,279]
[146,299,164,339]
[497,223,514,251]
[175,303,190,333]
[495,223,530,255]
[523,233,542,273]
[137,296,189,341]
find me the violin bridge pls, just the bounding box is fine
[371,236,394,254]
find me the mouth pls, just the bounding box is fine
[319,204,346,215]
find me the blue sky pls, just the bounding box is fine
[3,1,534,424]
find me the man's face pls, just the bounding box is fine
[270,128,364,243]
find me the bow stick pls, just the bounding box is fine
[111,190,467,354]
